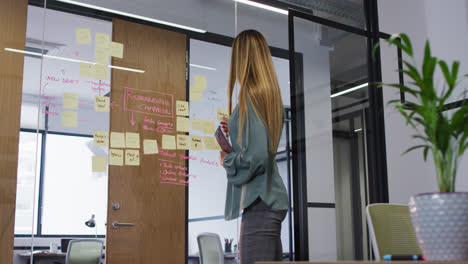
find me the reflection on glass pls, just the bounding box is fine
[15,132,41,235]
[42,134,107,235]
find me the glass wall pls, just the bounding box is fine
[5,1,384,263]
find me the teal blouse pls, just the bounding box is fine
[223,99,289,220]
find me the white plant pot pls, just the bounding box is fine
[408,192,468,261]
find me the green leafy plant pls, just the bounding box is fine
[377,33,468,192]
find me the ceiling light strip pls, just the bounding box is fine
[189,63,216,71]
[57,0,206,33]
[234,0,288,15]
[5,48,145,73]
[330,83,368,98]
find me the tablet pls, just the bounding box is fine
[215,126,233,153]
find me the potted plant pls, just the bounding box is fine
[379,33,468,261]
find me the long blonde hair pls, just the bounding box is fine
[228,30,283,154]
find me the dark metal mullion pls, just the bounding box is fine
[306,203,335,208]
[364,0,389,204]
[288,11,309,261]
[350,119,363,260]
[285,114,293,260]
[185,37,190,264]
[36,106,49,236]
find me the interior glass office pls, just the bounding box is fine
[5,0,395,263]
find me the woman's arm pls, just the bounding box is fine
[223,111,269,186]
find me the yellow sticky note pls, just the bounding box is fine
[177,134,190,150]
[95,47,109,64]
[191,119,203,131]
[162,134,176,150]
[176,117,190,132]
[204,137,220,150]
[190,88,203,101]
[79,62,94,78]
[110,132,125,148]
[93,130,108,147]
[63,93,78,109]
[94,64,109,80]
[76,28,91,44]
[92,156,107,172]
[62,111,77,127]
[109,42,124,58]
[109,149,123,166]
[143,139,158,154]
[202,120,215,134]
[191,136,203,150]
[194,75,207,90]
[126,132,140,149]
[95,32,110,48]
[94,96,109,112]
[176,100,189,116]
[217,108,229,121]
[125,149,140,166]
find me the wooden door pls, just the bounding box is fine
[107,19,187,264]
[0,1,28,263]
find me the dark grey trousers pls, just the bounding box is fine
[239,199,287,264]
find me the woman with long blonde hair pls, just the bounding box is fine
[219,30,289,264]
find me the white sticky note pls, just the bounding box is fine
[92,156,107,172]
[76,28,91,44]
[143,139,158,154]
[126,132,140,149]
[125,149,140,166]
[94,64,109,80]
[95,32,110,48]
[109,149,123,166]
[79,62,94,78]
[176,117,190,132]
[94,96,109,112]
[93,130,108,147]
[109,42,124,58]
[63,93,78,109]
[95,47,109,64]
[191,136,203,150]
[110,132,125,148]
[62,111,77,127]
[177,134,190,150]
[162,134,176,150]
[176,100,189,116]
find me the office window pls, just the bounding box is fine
[15,131,41,235]
[41,134,107,235]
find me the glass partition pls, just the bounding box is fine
[291,15,371,261]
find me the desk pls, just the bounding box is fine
[18,251,66,264]
[255,260,467,264]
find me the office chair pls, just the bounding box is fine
[197,232,224,264]
[65,239,104,264]
[366,203,422,260]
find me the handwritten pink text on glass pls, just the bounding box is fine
[124,87,174,118]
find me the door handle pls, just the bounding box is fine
[112,221,135,229]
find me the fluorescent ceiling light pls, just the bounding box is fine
[330,83,368,98]
[354,128,362,132]
[57,0,206,33]
[234,0,288,15]
[190,63,216,71]
[5,48,144,73]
